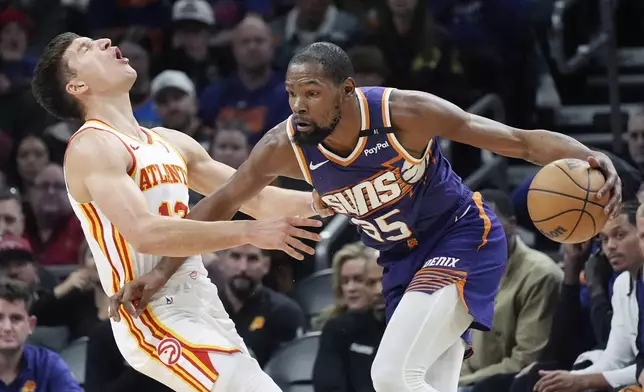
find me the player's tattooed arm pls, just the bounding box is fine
[390,89,622,216]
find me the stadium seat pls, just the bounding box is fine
[59,337,88,385]
[264,332,320,391]
[293,269,333,319]
[28,326,70,353]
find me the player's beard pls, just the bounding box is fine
[228,275,258,301]
[291,108,341,146]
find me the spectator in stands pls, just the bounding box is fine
[271,0,360,69]
[313,254,385,392]
[0,278,81,391]
[152,70,212,149]
[199,14,291,145]
[85,319,173,392]
[210,119,251,169]
[120,39,161,128]
[458,189,563,391]
[0,9,36,96]
[217,244,306,367]
[627,107,644,172]
[152,0,229,94]
[25,164,84,266]
[0,235,58,294]
[311,242,375,330]
[0,188,24,237]
[31,243,108,342]
[7,134,50,200]
[85,0,170,52]
[368,0,479,107]
[513,201,644,392]
[347,45,388,87]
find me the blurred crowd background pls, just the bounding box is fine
[1,0,644,391]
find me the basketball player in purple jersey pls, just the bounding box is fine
[114,43,622,391]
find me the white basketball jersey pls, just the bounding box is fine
[64,120,207,296]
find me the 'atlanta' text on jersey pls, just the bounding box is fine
[287,87,470,253]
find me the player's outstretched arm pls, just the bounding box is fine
[391,89,622,216]
[108,124,320,320]
[154,126,318,219]
[65,131,321,257]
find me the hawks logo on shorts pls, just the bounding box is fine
[156,337,182,366]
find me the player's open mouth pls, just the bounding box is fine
[113,47,129,63]
[296,120,313,132]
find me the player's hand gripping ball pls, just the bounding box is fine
[527,157,620,244]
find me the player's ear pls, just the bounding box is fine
[343,78,356,96]
[66,79,89,96]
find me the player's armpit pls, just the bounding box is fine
[154,125,316,219]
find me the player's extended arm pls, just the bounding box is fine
[392,90,622,215]
[108,124,318,318]
[65,131,319,258]
[155,127,317,219]
[183,122,310,224]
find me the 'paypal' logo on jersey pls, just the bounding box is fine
[363,141,390,156]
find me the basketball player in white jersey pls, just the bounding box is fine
[31,32,323,392]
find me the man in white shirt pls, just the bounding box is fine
[535,201,644,392]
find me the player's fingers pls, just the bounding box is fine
[587,155,601,168]
[596,170,616,199]
[286,235,315,255]
[286,217,323,228]
[123,301,137,316]
[135,288,154,317]
[108,291,123,322]
[120,283,136,303]
[280,243,305,261]
[287,225,322,242]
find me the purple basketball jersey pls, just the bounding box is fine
[287,87,469,254]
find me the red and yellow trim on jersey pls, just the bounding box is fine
[472,192,491,251]
[119,309,212,392]
[317,88,370,166]
[81,201,238,391]
[381,88,434,165]
[65,123,138,178]
[286,117,314,185]
[78,203,121,294]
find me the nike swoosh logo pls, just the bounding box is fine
[130,144,140,151]
[454,205,471,222]
[309,160,329,170]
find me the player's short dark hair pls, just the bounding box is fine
[32,32,84,121]
[288,42,354,85]
[480,189,515,219]
[0,278,33,311]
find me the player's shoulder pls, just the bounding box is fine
[255,119,291,153]
[149,126,201,159]
[65,126,129,166]
[387,88,465,129]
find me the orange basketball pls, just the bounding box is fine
[527,158,610,244]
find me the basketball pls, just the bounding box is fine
[527,158,610,244]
